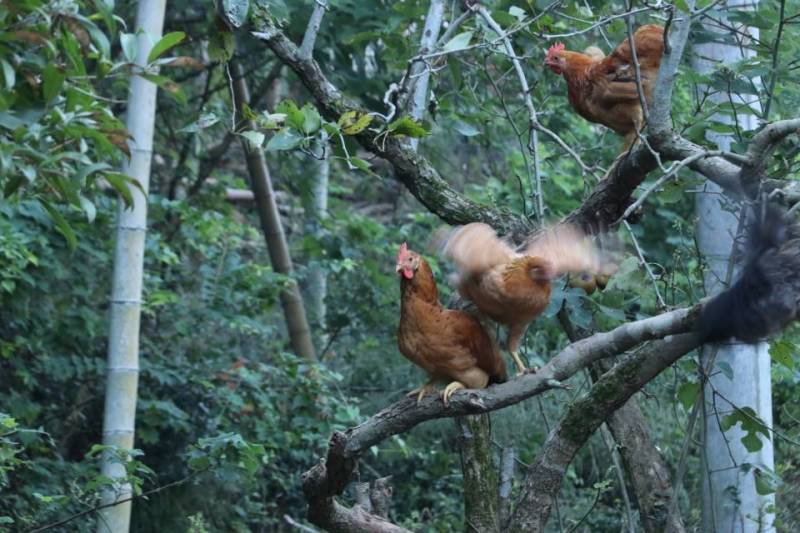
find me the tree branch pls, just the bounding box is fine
[507,332,702,532]
[299,306,698,531]
[299,0,328,61]
[251,24,533,239]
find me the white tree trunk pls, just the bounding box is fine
[407,0,444,151]
[303,137,329,346]
[97,1,165,531]
[693,1,775,530]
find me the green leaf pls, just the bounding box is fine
[276,100,305,131]
[79,196,96,223]
[239,130,265,149]
[301,103,322,134]
[509,6,527,20]
[43,64,65,103]
[338,111,372,135]
[676,382,700,410]
[41,201,77,250]
[105,172,136,208]
[266,130,302,151]
[139,73,187,105]
[716,361,734,380]
[1,59,15,90]
[147,31,186,63]
[754,468,780,495]
[179,113,220,133]
[120,32,137,62]
[442,31,473,53]
[387,116,428,138]
[741,432,763,452]
[349,157,372,172]
[208,31,235,62]
[769,339,795,370]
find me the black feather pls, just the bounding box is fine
[699,202,800,343]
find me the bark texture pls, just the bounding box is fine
[229,61,316,362]
[456,414,500,532]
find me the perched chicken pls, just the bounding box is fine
[442,223,600,374]
[544,25,664,151]
[396,243,507,405]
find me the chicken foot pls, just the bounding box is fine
[407,379,438,404]
[441,381,466,406]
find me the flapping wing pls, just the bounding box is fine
[442,223,516,276]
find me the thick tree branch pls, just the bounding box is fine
[251,24,533,238]
[739,118,800,187]
[508,332,702,532]
[299,306,698,531]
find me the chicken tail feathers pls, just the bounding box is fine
[699,202,800,343]
[523,223,601,276]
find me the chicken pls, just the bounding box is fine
[396,243,507,406]
[442,223,600,374]
[544,25,664,151]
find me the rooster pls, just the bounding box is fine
[443,223,601,374]
[396,243,507,406]
[544,24,664,152]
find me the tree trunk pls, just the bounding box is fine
[407,0,444,151]
[97,1,165,531]
[455,415,500,532]
[229,61,316,362]
[693,2,776,530]
[302,136,329,349]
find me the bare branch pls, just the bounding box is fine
[298,0,328,61]
[476,6,544,218]
[739,118,800,187]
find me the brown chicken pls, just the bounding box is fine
[544,24,664,151]
[443,223,600,374]
[396,243,507,405]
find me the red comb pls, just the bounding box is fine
[397,242,409,262]
[546,42,565,58]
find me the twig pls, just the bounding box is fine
[284,515,320,533]
[625,9,649,123]
[620,150,726,222]
[298,0,328,61]
[624,220,667,309]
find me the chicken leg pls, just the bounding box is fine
[441,381,466,406]
[407,379,437,404]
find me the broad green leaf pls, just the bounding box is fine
[338,111,372,135]
[179,113,220,133]
[41,201,77,250]
[716,361,734,380]
[1,59,15,90]
[120,32,137,62]
[208,31,235,62]
[276,100,305,131]
[301,103,321,134]
[43,64,65,103]
[769,339,795,370]
[240,130,265,149]
[79,195,96,223]
[147,31,186,63]
[754,468,780,495]
[266,130,302,151]
[387,116,428,138]
[509,6,527,20]
[105,172,136,208]
[676,382,700,410]
[442,31,473,53]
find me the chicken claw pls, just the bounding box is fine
[510,351,528,376]
[441,381,466,406]
[407,380,437,404]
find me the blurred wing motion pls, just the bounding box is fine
[442,222,602,374]
[396,244,507,406]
